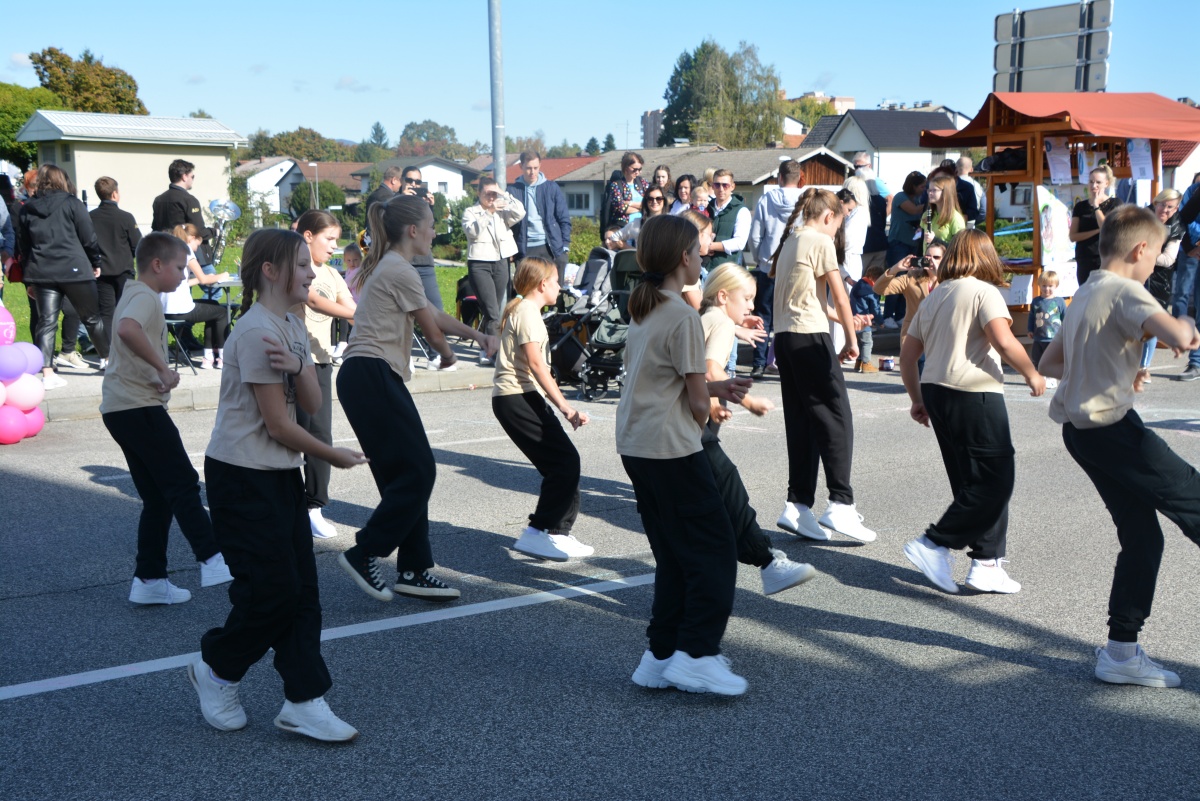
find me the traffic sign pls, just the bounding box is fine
[994,0,1115,92]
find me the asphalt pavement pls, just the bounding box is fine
[1,343,1199,800]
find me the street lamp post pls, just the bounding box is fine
[308,162,319,209]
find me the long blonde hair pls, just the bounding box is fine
[502,257,556,332]
[700,263,753,317]
[928,175,960,229]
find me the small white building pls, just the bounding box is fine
[235,156,295,217]
[16,110,246,230]
[349,157,481,203]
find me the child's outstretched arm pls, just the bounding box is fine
[1144,312,1200,355]
[413,304,499,368]
[984,318,1045,396]
[522,342,589,430]
[117,318,179,394]
[251,382,367,468]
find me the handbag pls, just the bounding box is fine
[6,255,23,284]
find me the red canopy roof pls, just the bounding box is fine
[920,92,1200,147]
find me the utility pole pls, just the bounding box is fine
[488,0,506,192]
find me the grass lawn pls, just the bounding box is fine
[1,242,466,349]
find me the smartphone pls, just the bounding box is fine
[416,185,428,198]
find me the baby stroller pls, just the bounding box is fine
[575,249,642,400]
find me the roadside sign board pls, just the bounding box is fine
[994,0,1115,92]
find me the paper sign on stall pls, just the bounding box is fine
[1045,137,1073,184]
[1128,139,1154,180]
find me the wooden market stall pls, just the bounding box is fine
[919,92,1200,313]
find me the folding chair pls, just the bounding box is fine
[165,320,198,375]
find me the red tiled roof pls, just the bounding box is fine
[294,162,374,191]
[506,156,599,183]
[1161,139,1199,168]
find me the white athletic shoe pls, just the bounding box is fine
[760,549,817,595]
[776,502,829,541]
[549,531,594,558]
[309,508,338,539]
[964,559,1021,594]
[188,658,247,731]
[199,553,234,587]
[902,536,958,593]
[274,696,358,742]
[129,577,191,605]
[631,650,673,689]
[818,502,877,542]
[42,373,68,390]
[1095,645,1181,688]
[512,527,570,561]
[661,651,748,696]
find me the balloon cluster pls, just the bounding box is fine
[0,307,47,445]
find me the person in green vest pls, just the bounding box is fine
[706,169,751,268]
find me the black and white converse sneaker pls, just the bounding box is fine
[394,570,460,601]
[338,546,394,601]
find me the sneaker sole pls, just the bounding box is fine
[273,715,359,742]
[394,585,461,601]
[187,662,247,731]
[129,588,192,604]
[777,517,831,541]
[661,666,747,696]
[964,578,1021,594]
[902,543,959,593]
[819,520,878,543]
[310,524,339,539]
[337,553,394,601]
[1094,669,1181,688]
[631,669,673,689]
[762,564,817,596]
[511,542,570,562]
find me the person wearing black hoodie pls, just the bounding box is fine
[15,164,109,389]
[90,176,142,355]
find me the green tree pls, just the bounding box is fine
[568,217,600,265]
[247,128,272,159]
[585,137,600,156]
[658,40,784,149]
[396,119,484,161]
[270,127,353,161]
[288,179,346,217]
[602,133,616,152]
[29,47,147,114]
[785,96,835,130]
[354,141,392,162]
[546,139,582,159]
[369,121,388,148]
[188,108,213,119]
[0,82,67,169]
[506,131,547,157]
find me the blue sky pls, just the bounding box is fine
[4,0,1190,153]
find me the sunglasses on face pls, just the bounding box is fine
[713,182,732,189]
[403,177,422,185]
[647,196,664,204]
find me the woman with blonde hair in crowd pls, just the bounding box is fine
[1070,163,1121,285]
[921,175,966,248]
[899,229,1044,595]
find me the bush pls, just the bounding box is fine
[568,216,600,264]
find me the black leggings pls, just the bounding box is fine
[34,282,109,367]
[167,300,228,351]
[492,392,581,533]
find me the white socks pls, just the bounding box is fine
[204,348,214,360]
[1105,640,1138,662]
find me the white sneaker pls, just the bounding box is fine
[777,502,829,541]
[1045,377,1059,389]
[760,548,817,596]
[129,577,192,605]
[199,357,214,370]
[902,536,958,593]
[965,558,1021,594]
[42,373,68,390]
[479,355,494,367]
[55,351,87,369]
[512,527,570,561]
[199,553,234,587]
[309,508,338,539]
[631,650,672,689]
[818,502,877,542]
[661,651,748,696]
[98,358,108,371]
[427,354,441,370]
[549,531,594,558]
[882,318,900,330]
[188,658,247,731]
[1094,645,1181,688]
[274,696,358,742]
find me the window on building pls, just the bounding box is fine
[438,182,448,194]
[568,193,590,211]
[40,144,55,165]
[59,143,72,162]
[1011,186,1032,206]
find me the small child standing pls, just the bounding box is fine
[100,232,232,604]
[333,243,363,362]
[1028,270,1066,388]
[493,257,593,562]
[190,229,368,741]
[619,215,752,696]
[850,264,883,372]
[1040,205,1200,688]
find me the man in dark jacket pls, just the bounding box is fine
[507,151,572,283]
[364,165,404,214]
[90,176,142,347]
[151,159,214,265]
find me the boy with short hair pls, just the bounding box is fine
[100,232,233,604]
[850,265,883,372]
[1040,205,1200,688]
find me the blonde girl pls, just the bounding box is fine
[192,229,367,743]
[336,196,497,603]
[620,214,752,696]
[699,264,815,596]
[492,256,593,562]
[922,175,966,247]
[163,223,231,368]
[771,189,876,544]
[294,210,357,540]
[1069,163,1120,284]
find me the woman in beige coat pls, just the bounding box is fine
[463,177,526,364]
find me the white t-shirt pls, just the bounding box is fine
[160,248,197,314]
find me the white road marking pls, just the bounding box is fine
[0,574,655,702]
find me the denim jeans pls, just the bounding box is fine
[751,269,774,368]
[1169,249,1200,368]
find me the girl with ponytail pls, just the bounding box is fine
[619,214,755,696]
[772,188,877,544]
[336,195,498,603]
[492,257,592,562]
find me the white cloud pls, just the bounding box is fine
[335,76,371,93]
[9,52,32,71]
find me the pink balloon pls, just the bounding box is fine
[0,345,24,381]
[22,406,44,438]
[4,373,44,411]
[14,342,43,375]
[0,307,14,346]
[0,405,23,445]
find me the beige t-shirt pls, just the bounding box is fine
[300,263,352,365]
[701,307,736,377]
[341,251,427,382]
[908,277,1011,393]
[205,304,311,470]
[493,300,548,397]
[616,292,706,459]
[100,281,170,414]
[773,227,839,335]
[1050,270,1163,429]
